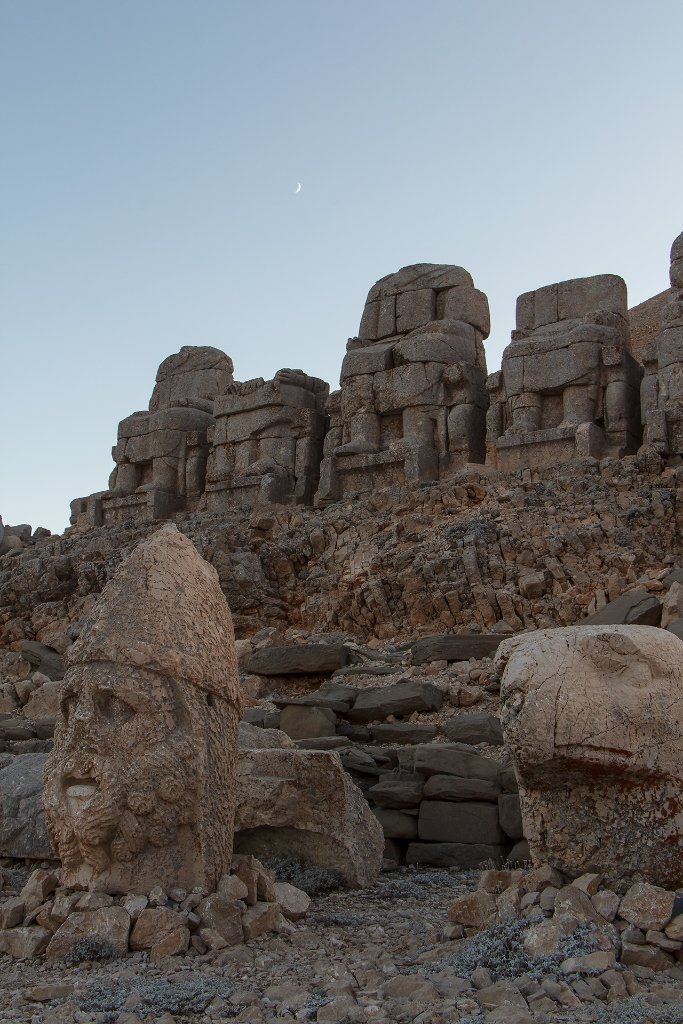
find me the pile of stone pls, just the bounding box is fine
[449,864,683,987]
[0,855,310,963]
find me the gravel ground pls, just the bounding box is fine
[2,869,683,1024]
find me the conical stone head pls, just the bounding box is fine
[44,524,242,894]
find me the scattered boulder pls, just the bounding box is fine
[235,748,383,887]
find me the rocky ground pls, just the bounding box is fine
[1,867,683,1024]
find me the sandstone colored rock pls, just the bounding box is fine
[43,525,242,894]
[46,907,131,961]
[498,625,683,887]
[448,890,497,928]
[274,881,310,921]
[0,926,51,959]
[619,882,675,932]
[196,893,244,946]
[130,908,187,950]
[234,749,383,888]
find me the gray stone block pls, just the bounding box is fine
[418,801,505,844]
[442,713,503,746]
[498,794,524,840]
[369,723,437,745]
[411,634,502,664]
[413,743,499,782]
[368,777,424,810]
[405,842,506,869]
[279,705,337,741]
[347,680,443,723]
[373,807,418,840]
[245,644,350,676]
[423,774,500,803]
[0,753,54,859]
[583,589,659,626]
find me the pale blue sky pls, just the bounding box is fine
[2,1,681,533]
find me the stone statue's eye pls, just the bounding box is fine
[96,693,134,723]
[61,691,77,718]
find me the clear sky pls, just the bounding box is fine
[2,0,682,534]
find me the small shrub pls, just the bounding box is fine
[77,978,238,1017]
[263,855,343,896]
[64,938,118,965]
[416,916,602,983]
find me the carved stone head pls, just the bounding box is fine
[44,525,241,893]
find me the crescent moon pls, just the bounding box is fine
[295,182,302,193]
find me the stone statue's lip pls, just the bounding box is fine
[64,778,98,800]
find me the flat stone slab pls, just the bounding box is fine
[411,634,502,664]
[246,644,351,675]
[346,680,443,723]
[442,713,503,746]
[582,588,661,626]
[413,743,500,781]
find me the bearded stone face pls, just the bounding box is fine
[44,663,198,891]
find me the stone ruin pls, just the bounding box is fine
[316,264,490,504]
[43,524,243,894]
[205,369,328,509]
[70,346,234,528]
[69,235,683,530]
[487,274,642,470]
[641,230,683,459]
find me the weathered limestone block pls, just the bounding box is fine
[71,346,233,528]
[641,231,683,457]
[488,275,642,470]
[43,525,242,894]
[234,749,383,887]
[498,625,683,888]
[206,368,329,507]
[316,264,490,504]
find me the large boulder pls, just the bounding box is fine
[234,749,383,888]
[0,753,54,859]
[498,625,683,888]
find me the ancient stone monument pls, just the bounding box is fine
[315,264,490,504]
[641,231,683,459]
[497,624,683,888]
[487,275,642,470]
[43,524,242,894]
[205,368,329,508]
[70,346,234,528]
